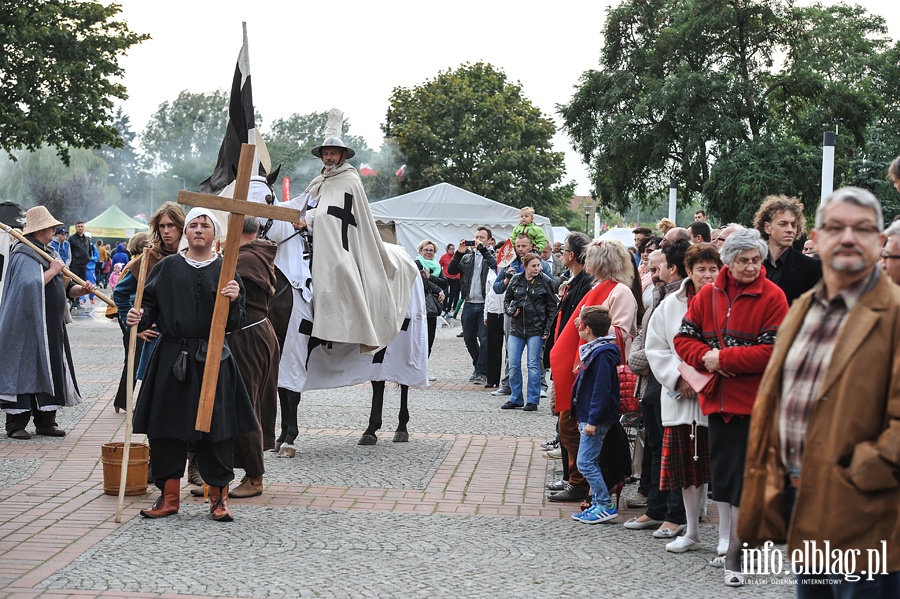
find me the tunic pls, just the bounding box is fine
[133,255,257,443]
[0,240,82,411]
[228,239,279,452]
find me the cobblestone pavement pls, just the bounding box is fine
[0,307,793,598]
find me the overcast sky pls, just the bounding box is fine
[113,0,900,196]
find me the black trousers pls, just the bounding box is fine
[485,312,504,386]
[5,397,58,432]
[149,437,234,488]
[641,379,686,524]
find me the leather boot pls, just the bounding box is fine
[208,485,234,522]
[186,453,204,486]
[140,479,181,518]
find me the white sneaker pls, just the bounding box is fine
[666,536,701,553]
[542,448,562,460]
[540,389,547,398]
[717,538,729,556]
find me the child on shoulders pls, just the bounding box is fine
[510,206,547,252]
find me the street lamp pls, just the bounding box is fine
[172,175,186,190]
[584,205,592,236]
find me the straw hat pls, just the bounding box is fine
[311,108,356,159]
[22,206,63,236]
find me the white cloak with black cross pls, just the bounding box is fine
[304,162,417,353]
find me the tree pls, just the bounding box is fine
[560,0,895,223]
[141,90,232,172]
[94,107,141,206]
[386,62,574,221]
[265,111,371,195]
[0,146,113,225]
[0,1,148,164]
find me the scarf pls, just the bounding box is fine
[416,254,441,277]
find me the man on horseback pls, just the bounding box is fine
[295,108,417,354]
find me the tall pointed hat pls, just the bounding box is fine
[311,108,355,159]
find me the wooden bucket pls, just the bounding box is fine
[101,442,149,496]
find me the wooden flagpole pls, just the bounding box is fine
[0,222,115,308]
[114,247,151,523]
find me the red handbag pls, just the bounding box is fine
[614,328,640,414]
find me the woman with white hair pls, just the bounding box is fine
[674,228,789,586]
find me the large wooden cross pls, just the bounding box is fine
[178,143,301,432]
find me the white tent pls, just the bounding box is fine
[370,183,553,257]
[599,227,637,249]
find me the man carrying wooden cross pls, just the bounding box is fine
[126,208,258,522]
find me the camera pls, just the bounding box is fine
[505,301,520,318]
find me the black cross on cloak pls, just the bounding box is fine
[327,192,357,251]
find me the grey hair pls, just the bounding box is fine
[720,228,768,266]
[242,216,261,235]
[884,220,900,240]
[815,187,884,232]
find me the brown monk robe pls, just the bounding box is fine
[227,221,279,498]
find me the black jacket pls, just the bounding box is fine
[69,232,91,268]
[503,272,558,338]
[448,245,497,302]
[763,246,821,305]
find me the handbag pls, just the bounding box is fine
[677,361,717,394]
[424,293,441,317]
[614,328,640,414]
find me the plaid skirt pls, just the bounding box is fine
[660,423,710,490]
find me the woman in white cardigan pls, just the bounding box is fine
[645,243,723,554]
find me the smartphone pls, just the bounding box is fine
[465,240,475,246]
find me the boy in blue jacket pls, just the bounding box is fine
[570,305,621,524]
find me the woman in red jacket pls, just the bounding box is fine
[673,227,789,587]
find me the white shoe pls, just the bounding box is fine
[542,448,562,460]
[724,569,744,587]
[717,538,729,556]
[666,536,701,553]
[428,375,437,382]
[652,524,686,539]
[539,389,547,398]
[709,556,726,568]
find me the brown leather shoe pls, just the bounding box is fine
[186,454,204,486]
[229,477,263,498]
[34,426,66,437]
[140,479,181,518]
[208,486,234,522]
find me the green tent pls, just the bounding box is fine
[74,205,149,240]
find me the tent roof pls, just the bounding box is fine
[84,205,148,231]
[370,183,551,226]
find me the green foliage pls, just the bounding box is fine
[141,90,231,171]
[387,62,574,221]
[0,1,148,164]
[0,146,113,225]
[561,0,898,224]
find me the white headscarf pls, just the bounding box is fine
[183,207,223,239]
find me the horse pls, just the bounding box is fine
[249,175,427,452]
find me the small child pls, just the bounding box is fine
[108,263,123,289]
[510,206,547,252]
[570,305,621,524]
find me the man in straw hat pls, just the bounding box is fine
[0,206,96,439]
[126,208,257,522]
[294,108,417,354]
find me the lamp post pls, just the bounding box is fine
[172,175,186,190]
[584,205,592,236]
[141,171,157,218]
[384,108,394,199]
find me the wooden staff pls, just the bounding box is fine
[0,221,115,307]
[115,247,150,523]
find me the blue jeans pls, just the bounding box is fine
[577,422,611,507]
[460,302,488,376]
[507,334,543,406]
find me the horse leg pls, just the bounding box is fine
[276,387,300,458]
[393,384,410,442]
[358,381,384,445]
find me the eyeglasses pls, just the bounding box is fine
[562,247,571,252]
[819,222,881,237]
[881,254,900,260]
[734,257,762,267]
